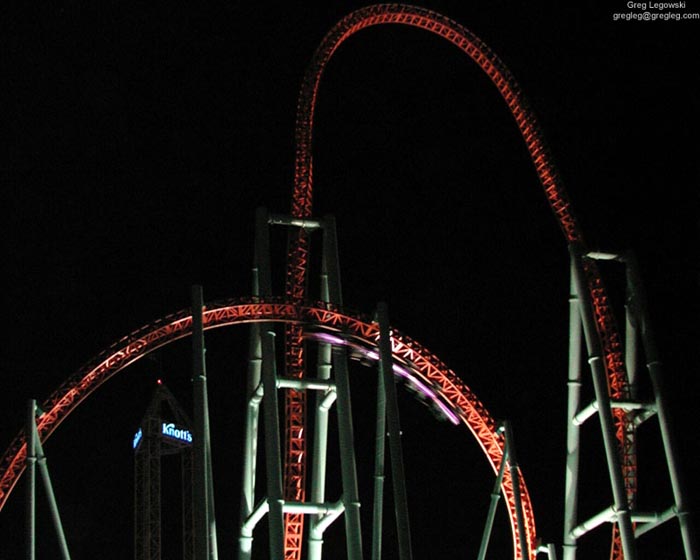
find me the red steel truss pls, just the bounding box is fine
[1,5,636,559]
[0,298,535,556]
[285,4,633,558]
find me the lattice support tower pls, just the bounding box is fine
[563,246,697,560]
[238,208,364,559]
[2,6,696,560]
[134,382,194,560]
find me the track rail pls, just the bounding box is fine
[2,5,635,559]
[0,297,535,555]
[284,4,633,558]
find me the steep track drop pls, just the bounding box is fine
[284,5,633,559]
[1,5,634,560]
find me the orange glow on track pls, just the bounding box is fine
[285,4,633,558]
[1,5,636,559]
[0,298,533,556]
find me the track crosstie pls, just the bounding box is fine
[284,4,632,559]
[1,5,634,560]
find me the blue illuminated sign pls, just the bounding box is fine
[132,423,192,449]
[133,428,143,449]
[162,422,193,444]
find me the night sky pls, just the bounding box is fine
[3,2,698,558]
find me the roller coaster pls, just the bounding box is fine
[1,4,696,560]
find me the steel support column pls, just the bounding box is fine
[563,260,583,560]
[239,208,271,559]
[623,253,697,559]
[308,215,338,560]
[371,349,387,560]
[192,285,218,560]
[35,436,71,560]
[569,246,636,560]
[377,303,412,560]
[239,211,362,558]
[307,339,332,560]
[332,346,363,560]
[255,208,285,559]
[239,324,262,560]
[261,327,285,558]
[25,400,36,560]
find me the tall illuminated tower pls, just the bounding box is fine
[134,381,194,560]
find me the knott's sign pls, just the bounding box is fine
[132,423,193,450]
[133,428,143,449]
[161,422,193,444]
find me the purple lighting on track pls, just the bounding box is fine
[306,331,460,425]
[312,332,347,346]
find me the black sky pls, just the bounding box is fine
[3,2,698,558]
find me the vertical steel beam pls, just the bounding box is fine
[26,399,36,560]
[321,214,363,559]
[624,253,697,559]
[192,285,218,560]
[256,206,285,557]
[563,260,583,560]
[134,431,145,559]
[240,323,262,560]
[254,208,273,298]
[192,285,209,560]
[377,303,413,560]
[239,208,271,559]
[242,285,263,505]
[146,415,161,560]
[371,354,387,560]
[241,328,262,503]
[311,217,340,530]
[569,245,636,560]
[35,437,71,560]
[261,328,285,558]
[332,345,364,560]
[307,335,331,560]
[322,215,343,306]
[624,257,639,402]
[307,220,333,560]
[182,450,194,560]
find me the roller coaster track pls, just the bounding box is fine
[0,298,535,556]
[284,4,632,559]
[1,4,635,559]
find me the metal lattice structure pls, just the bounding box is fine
[0,298,538,558]
[134,382,194,560]
[1,4,696,560]
[563,250,697,559]
[284,4,630,558]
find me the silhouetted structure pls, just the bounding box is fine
[134,382,194,560]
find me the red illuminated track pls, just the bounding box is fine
[285,4,633,559]
[1,5,635,560]
[0,298,534,553]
